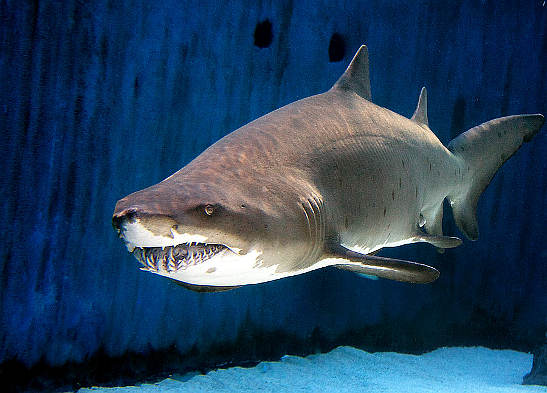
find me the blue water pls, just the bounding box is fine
[0,0,546,391]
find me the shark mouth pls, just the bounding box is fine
[131,243,231,272]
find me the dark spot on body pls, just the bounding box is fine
[328,33,345,62]
[415,186,418,198]
[240,204,246,208]
[383,207,387,216]
[429,162,432,171]
[399,178,402,188]
[391,190,395,200]
[344,216,349,229]
[402,160,405,168]
[254,20,273,48]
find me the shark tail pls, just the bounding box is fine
[447,114,544,240]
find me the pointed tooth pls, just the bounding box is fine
[164,248,173,271]
[163,258,169,272]
[168,257,176,271]
[156,257,162,272]
[146,254,156,270]
[157,254,164,272]
[133,249,145,267]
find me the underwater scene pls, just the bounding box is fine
[1,0,547,392]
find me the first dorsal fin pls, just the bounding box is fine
[331,45,372,101]
[411,87,429,126]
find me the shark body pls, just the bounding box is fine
[113,46,544,292]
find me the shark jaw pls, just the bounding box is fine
[132,242,231,273]
[136,245,265,286]
[117,219,272,287]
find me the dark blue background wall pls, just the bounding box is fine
[1,0,546,377]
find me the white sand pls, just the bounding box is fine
[79,346,546,393]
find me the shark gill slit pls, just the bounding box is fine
[300,201,314,264]
[310,196,325,260]
[306,198,321,264]
[300,197,323,265]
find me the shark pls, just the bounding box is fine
[112,45,544,292]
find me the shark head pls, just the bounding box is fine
[113,162,321,291]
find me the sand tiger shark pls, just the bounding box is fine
[112,45,544,292]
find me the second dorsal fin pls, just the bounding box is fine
[331,45,372,101]
[411,87,429,126]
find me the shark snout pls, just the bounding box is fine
[112,205,158,233]
[113,186,179,233]
[112,208,138,233]
[112,203,180,242]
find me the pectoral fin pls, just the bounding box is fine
[169,279,241,293]
[415,233,462,249]
[325,245,440,284]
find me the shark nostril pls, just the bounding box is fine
[125,209,138,221]
[112,208,141,232]
[112,215,123,232]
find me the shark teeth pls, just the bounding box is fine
[131,242,229,273]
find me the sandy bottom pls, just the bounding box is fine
[78,346,546,393]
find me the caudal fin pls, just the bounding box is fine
[447,114,544,240]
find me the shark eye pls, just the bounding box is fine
[204,204,215,216]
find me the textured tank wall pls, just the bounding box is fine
[1,0,546,369]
